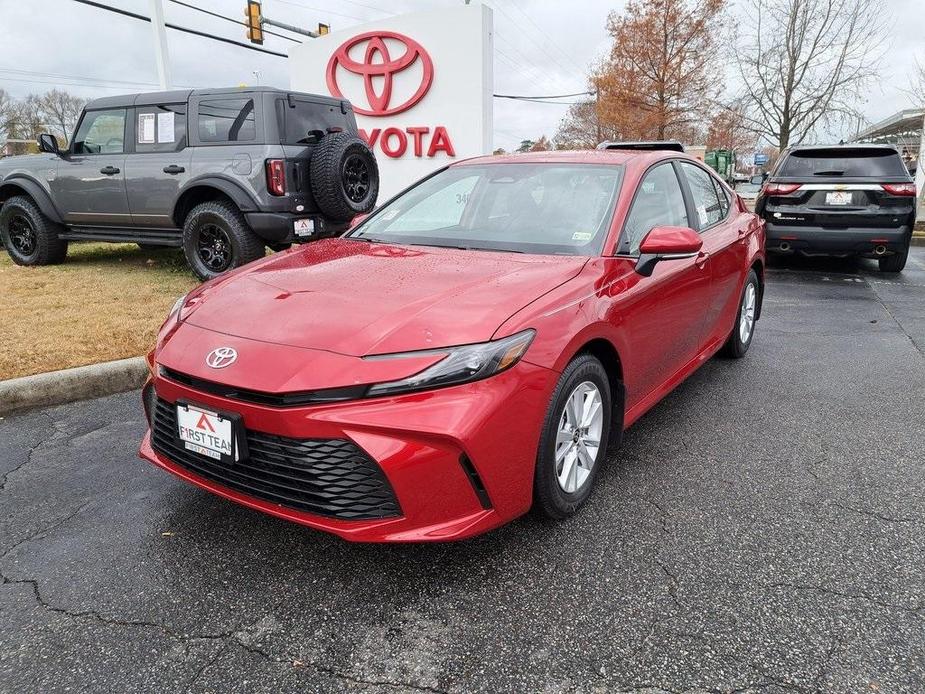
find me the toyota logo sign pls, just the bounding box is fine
[205,347,238,369]
[326,31,434,116]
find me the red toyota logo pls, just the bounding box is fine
[326,31,434,117]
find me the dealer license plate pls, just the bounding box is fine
[177,404,233,460]
[825,191,852,205]
[293,218,315,237]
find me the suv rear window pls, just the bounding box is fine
[778,148,907,178]
[278,98,349,144]
[198,98,255,142]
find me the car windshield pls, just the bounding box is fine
[778,149,908,177]
[349,163,623,255]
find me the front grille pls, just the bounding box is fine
[151,398,401,520]
[159,366,369,408]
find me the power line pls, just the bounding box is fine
[68,0,289,58]
[167,0,301,43]
[495,92,595,100]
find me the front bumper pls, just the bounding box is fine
[765,223,911,256]
[139,360,557,542]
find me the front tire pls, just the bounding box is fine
[182,200,264,281]
[533,354,612,520]
[720,269,759,358]
[0,195,68,266]
[879,246,908,273]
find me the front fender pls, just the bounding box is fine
[0,173,63,223]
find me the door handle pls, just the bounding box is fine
[695,251,710,268]
[163,165,186,174]
[99,166,120,175]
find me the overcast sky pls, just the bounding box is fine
[0,0,922,150]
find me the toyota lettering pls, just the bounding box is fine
[325,31,455,160]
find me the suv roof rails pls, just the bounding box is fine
[597,140,685,152]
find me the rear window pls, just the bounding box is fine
[198,98,255,142]
[278,98,349,144]
[778,149,907,178]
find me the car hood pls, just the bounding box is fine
[184,238,587,356]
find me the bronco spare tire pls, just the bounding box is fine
[310,132,379,222]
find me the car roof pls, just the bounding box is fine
[452,149,697,167]
[786,143,901,154]
[84,86,345,111]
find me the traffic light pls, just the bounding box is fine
[245,0,263,44]
[318,23,330,36]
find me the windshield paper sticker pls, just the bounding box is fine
[157,112,175,144]
[572,232,593,242]
[138,113,156,144]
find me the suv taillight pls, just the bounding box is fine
[763,182,802,195]
[266,159,286,196]
[881,183,916,196]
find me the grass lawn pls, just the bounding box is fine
[0,243,199,380]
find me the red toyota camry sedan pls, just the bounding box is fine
[139,149,765,542]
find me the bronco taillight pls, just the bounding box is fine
[881,183,916,196]
[266,159,286,196]
[763,182,802,196]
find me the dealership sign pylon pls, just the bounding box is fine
[289,5,494,200]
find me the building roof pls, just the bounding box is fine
[853,108,924,142]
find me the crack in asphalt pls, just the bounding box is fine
[831,500,915,524]
[763,581,924,616]
[0,411,67,494]
[865,277,925,361]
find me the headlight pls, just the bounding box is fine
[168,294,186,321]
[364,330,535,397]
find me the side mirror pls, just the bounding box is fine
[38,133,60,155]
[635,226,702,277]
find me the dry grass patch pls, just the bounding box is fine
[0,243,198,380]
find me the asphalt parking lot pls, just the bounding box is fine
[2,248,924,694]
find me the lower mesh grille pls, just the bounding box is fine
[151,398,401,520]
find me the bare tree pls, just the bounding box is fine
[38,89,86,142]
[908,57,925,107]
[735,0,887,150]
[555,99,619,149]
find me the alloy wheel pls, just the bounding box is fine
[8,214,37,258]
[739,282,757,344]
[197,224,233,273]
[343,154,370,203]
[555,381,604,494]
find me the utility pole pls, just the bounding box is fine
[149,0,171,90]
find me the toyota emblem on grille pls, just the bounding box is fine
[206,347,237,369]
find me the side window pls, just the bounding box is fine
[620,163,688,256]
[680,162,723,229]
[198,99,255,143]
[72,109,126,155]
[135,104,187,153]
[712,177,730,217]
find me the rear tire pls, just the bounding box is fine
[310,132,379,222]
[182,200,264,281]
[0,195,68,266]
[533,354,612,520]
[879,246,908,273]
[721,269,759,358]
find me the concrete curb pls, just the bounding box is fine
[0,357,147,417]
[913,231,925,247]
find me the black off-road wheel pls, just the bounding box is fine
[533,354,612,520]
[0,195,68,266]
[182,200,264,281]
[310,132,379,222]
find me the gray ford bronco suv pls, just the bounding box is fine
[0,87,379,280]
